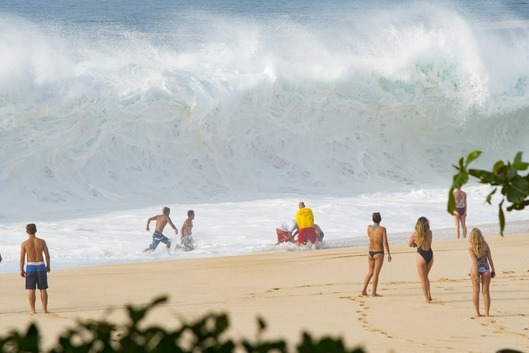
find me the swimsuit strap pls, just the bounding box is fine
[455,193,465,208]
[477,255,487,263]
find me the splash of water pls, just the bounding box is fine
[1,5,529,219]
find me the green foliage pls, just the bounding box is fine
[0,296,519,353]
[0,296,365,353]
[448,150,529,235]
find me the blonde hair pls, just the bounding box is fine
[414,217,430,246]
[469,228,488,258]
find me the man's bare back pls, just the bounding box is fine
[153,214,172,233]
[145,208,177,234]
[21,237,48,263]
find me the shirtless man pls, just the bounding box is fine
[144,207,178,252]
[361,212,392,297]
[178,210,195,251]
[20,223,51,314]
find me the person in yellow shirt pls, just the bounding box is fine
[296,202,316,246]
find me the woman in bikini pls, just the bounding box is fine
[468,228,495,317]
[409,216,434,303]
[361,212,392,297]
[453,187,468,239]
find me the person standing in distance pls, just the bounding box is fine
[296,202,317,248]
[144,207,178,252]
[468,228,496,317]
[453,187,468,239]
[409,217,434,303]
[20,223,51,314]
[361,212,392,297]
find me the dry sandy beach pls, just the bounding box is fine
[1,233,528,353]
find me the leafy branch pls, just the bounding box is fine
[448,151,529,235]
[0,296,364,353]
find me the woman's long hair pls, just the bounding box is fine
[415,217,430,246]
[469,228,488,258]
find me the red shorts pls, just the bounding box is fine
[298,227,316,244]
[276,229,291,243]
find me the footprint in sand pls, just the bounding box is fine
[340,296,356,301]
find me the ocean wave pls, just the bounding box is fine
[1,6,529,216]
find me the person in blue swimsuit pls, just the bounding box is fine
[409,217,434,303]
[361,212,392,297]
[468,228,495,317]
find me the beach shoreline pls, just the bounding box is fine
[1,233,528,353]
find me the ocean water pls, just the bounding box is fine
[1,0,529,274]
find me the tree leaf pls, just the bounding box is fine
[468,169,503,184]
[499,200,505,236]
[492,160,506,174]
[447,188,456,214]
[451,172,469,188]
[465,150,482,166]
[485,188,497,204]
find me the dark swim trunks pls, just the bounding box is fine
[148,231,171,250]
[25,263,48,290]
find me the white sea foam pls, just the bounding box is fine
[1,187,528,274]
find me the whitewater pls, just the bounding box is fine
[1,0,529,274]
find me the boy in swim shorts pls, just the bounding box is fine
[179,210,196,251]
[20,223,51,314]
[144,207,178,252]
